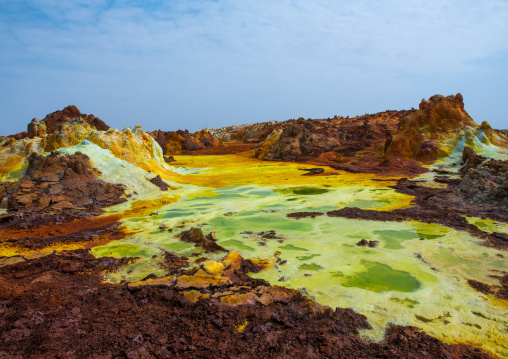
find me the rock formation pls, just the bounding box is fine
[210,121,282,143]
[385,94,508,162]
[249,110,425,176]
[177,227,226,253]
[150,129,222,155]
[0,98,506,359]
[456,155,508,210]
[27,118,47,138]
[41,105,110,133]
[0,151,126,218]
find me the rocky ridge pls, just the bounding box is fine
[149,129,222,155]
[205,94,508,177]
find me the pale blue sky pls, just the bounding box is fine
[1,0,507,135]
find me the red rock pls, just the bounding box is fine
[42,105,110,133]
[149,129,222,155]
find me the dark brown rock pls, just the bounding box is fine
[177,227,226,253]
[468,279,493,295]
[368,240,379,247]
[150,129,222,155]
[42,105,110,133]
[287,212,324,219]
[160,251,190,275]
[0,151,126,219]
[300,168,325,175]
[149,175,169,191]
[356,239,369,246]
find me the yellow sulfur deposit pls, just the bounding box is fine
[171,151,404,190]
[202,260,225,275]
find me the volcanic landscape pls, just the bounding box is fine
[1,94,507,358]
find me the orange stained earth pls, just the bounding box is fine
[0,214,123,240]
[122,194,181,218]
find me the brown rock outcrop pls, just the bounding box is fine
[149,175,170,191]
[42,105,110,133]
[385,94,476,162]
[251,110,427,176]
[27,118,47,138]
[0,151,126,218]
[177,227,227,253]
[460,146,486,173]
[150,129,222,155]
[456,157,508,210]
[270,113,403,161]
[213,121,282,143]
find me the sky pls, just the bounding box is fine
[1,0,507,136]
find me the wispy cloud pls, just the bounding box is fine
[1,0,507,134]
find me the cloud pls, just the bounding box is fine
[5,0,508,72]
[0,0,507,134]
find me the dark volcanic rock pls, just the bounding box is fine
[468,275,508,300]
[461,146,486,171]
[356,239,369,246]
[468,279,493,295]
[456,158,508,209]
[149,175,170,191]
[287,212,324,219]
[300,167,325,175]
[177,227,227,253]
[0,151,126,218]
[355,239,379,247]
[150,129,222,155]
[253,110,429,176]
[161,251,190,275]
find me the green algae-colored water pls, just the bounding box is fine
[53,142,507,358]
[333,260,421,292]
[373,229,420,249]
